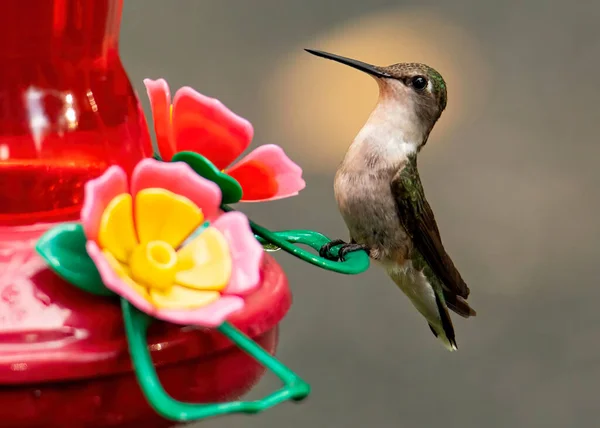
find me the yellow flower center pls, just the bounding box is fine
[129,240,178,290]
[97,189,234,311]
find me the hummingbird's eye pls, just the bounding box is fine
[411,76,428,91]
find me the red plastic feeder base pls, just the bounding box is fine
[0,223,292,427]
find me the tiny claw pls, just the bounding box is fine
[338,243,369,262]
[319,239,346,260]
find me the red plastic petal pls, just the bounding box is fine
[172,87,253,170]
[227,145,306,202]
[143,78,176,161]
[228,160,278,201]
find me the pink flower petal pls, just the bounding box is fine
[212,211,263,295]
[172,87,253,170]
[143,78,176,161]
[227,144,306,202]
[131,158,222,221]
[86,241,156,315]
[88,240,244,328]
[81,166,129,243]
[154,296,245,328]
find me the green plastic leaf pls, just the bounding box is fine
[171,151,243,204]
[35,223,116,296]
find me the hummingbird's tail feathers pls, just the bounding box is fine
[428,323,438,338]
[433,289,458,351]
[427,323,457,351]
[427,323,456,351]
[387,263,457,351]
[444,292,477,318]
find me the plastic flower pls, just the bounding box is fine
[81,158,263,327]
[144,78,305,202]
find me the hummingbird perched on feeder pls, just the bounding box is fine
[305,49,476,351]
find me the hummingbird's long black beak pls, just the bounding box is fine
[304,49,391,78]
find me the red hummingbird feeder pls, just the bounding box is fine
[0,1,370,426]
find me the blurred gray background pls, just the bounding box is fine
[121,1,600,427]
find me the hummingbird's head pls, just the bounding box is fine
[305,49,448,146]
[380,62,447,117]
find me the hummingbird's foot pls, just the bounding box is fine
[338,243,369,262]
[319,239,346,260]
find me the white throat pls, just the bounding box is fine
[341,93,423,171]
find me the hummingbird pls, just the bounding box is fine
[305,49,476,351]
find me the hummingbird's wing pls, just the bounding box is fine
[391,156,476,318]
